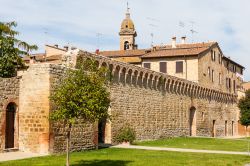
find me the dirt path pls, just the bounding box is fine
[113,144,250,155]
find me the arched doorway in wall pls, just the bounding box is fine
[212,120,216,137]
[5,102,17,149]
[189,106,196,136]
[98,118,111,145]
[98,118,106,144]
[232,121,234,136]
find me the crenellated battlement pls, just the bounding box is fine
[78,51,237,103]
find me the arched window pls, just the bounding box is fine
[124,41,129,50]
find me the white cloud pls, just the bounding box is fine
[0,0,249,80]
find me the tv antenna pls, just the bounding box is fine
[147,17,160,22]
[178,21,186,38]
[190,21,198,43]
[42,27,49,45]
[147,17,159,47]
[96,32,103,50]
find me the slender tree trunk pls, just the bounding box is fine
[66,124,72,166]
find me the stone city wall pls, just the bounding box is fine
[78,51,239,142]
[0,77,20,151]
[109,71,238,142]
[49,65,97,153]
[0,50,240,154]
[18,64,97,154]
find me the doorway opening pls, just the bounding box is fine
[5,103,17,149]
[212,120,216,137]
[189,107,196,136]
[98,118,111,146]
[232,121,234,136]
[98,119,106,144]
[225,121,228,136]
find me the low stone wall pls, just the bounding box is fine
[0,77,20,151]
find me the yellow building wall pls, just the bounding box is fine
[142,57,199,83]
[45,45,66,57]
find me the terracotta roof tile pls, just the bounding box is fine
[243,82,250,90]
[114,57,141,63]
[142,42,216,58]
[100,49,146,57]
[22,53,62,62]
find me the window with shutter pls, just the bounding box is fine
[143,63,151,69]
[159,62,167,73]
[219,73,222,85]
[212,70,214,82]
[176,61,183,73]
[229,78,231,91]
[208,67,211,78]
[233,80,236,93]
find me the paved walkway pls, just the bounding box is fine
[0,151,48,162]
[113,144,250,155]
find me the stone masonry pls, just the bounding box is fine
[0,51,240,154]
[0,77,20,151]
[17,64,96,153]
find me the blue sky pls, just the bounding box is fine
[1,0,249,81]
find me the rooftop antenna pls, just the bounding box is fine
[147,17,159,47]
[147,17,160,22]
[179,21,186,37]
[190,21,198,43]
[43,27,49,45]
[96,32,103,50]
[149,24,158,47]
[150,33,154,47]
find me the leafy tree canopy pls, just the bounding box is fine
[0,21,38,77]
[239,89,250,127]
[50,58,111,125]
[50,55,111,166]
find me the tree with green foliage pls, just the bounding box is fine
[0,21,38,77]
[50,58,111,166]
[239,89,250,129]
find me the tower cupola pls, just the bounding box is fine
[119,4,137,50]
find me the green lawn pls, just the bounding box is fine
[135,137,250,152]
[1,148,250,166]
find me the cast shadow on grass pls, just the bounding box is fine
[72,160,132,166]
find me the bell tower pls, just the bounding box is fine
[119,4,137,50]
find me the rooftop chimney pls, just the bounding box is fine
[181,36,186,44]
[172,37,176,48]
[71,46,77,50]
[64,46,69,51]
[95,49,100,55]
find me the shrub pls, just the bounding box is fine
[115,125,136,144]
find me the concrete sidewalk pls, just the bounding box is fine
[0,151,48,162]
[113,144,250,155]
